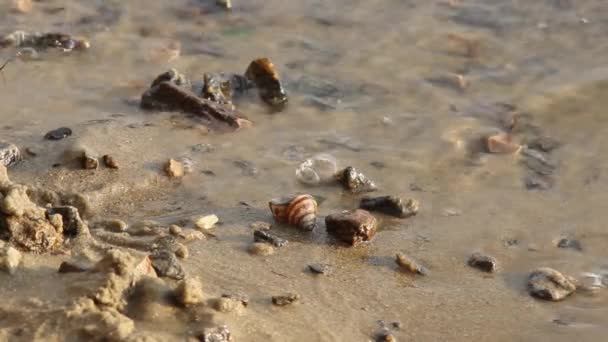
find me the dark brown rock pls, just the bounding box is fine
[325,209,377,245]
[467,252,498,273]
[272,293,300,306]
[337,166,377,193]
[103,155,119,169]
[253,230,288,247]
[360,196,419,218]
[44,127,72,140]
[245,58,288,108]
[58,260,91,273]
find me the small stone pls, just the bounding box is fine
[525,175,552,190]
[578,272,606,292]
[272,293,300,306]
[150,250,185,280]
[181,230,206,242]
[221,293,249,307]
[174,278,204,307]
[58,260,90,273]
[556,238,583,252]
[0,243,22,274]
[528,267,577,301]
[44,127,72,140]
[165,159,184,178]
[308,263,332,275]
[360,196,419,218]
[248,243,275,256]
[103,155,119,169]
[169,224,182,236]
[253,230,288,247]
[484,133,520,154]
[195,214,219,230]
[213,297,244,313]
[46,206,86,237]
[82,153,99,170]
[467,252,498,273]
[527,136,561,152]
[94,219,128,233]
[0,142,21,167]
[216,0,232,10]
[175,244,189,259]
[10,0,33,13]
[325,209,378,246]
[395,253,428,275]
[200,325,232,342]
[250,221,272,230]
[338,166,378,193]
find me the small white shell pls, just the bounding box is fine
[295,154,338,186]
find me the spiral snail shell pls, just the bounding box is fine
[268,194,318,231]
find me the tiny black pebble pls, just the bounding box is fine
[44,127,72,140]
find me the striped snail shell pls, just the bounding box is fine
[268,194,318,231]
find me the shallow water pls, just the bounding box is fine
[1,0,608,341]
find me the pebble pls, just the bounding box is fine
[395,253,428,276]
[0,142,21,167]
[221,293,250,307]
[195,214,219,230]
[82,152,99,170]
[58,260,90,273]
[308,263,332,275]
[150,250,186,280]
[525,175,552,190]
[360,196,419,218]
[556,238,582,252]
[375,327,397,342]
[174,278,204,307]
[103,155,119,169]
[325,209,378,246]
[484,133,520,154]
[213,297,244,313]
[10,0,33,13]
[0,242,22,274]
[527,136,561,152]
[338,166,378,193]
[528,267,577,301]
[248,243,275,256]
[521,147,556,176]
[200,326,232,342]
[175,244,189,259]
[44,127,72,140]
[467,252,498,273]
[272,293,300,306]
[253,230,288,247]
[94,219,128,233]
[165,159,184,178]
[250,221,272,230]
[169,224,182,236]
[578,272,606,292]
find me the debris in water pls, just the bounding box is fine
[0,31,90,52]
[249,221,272,231]
[360,196,419,218]
[556,238,582,252]
[395,253,428,275]
[269,194,318,231]
[325,209,377,245]
[484,132,520,154]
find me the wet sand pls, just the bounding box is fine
[1,0,608,341]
